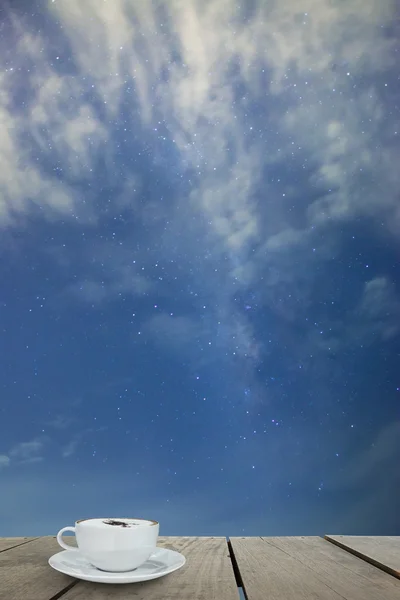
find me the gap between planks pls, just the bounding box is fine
[0,538,40,554]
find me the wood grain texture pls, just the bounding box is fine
[325,535,400,579]
[263,536,400,600]
[60,537,239,600]
[0,536,78,600]
[0,538,37,553]
[2,534,398,600]
[230,537,344,600]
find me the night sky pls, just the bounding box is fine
[0,0,399,538]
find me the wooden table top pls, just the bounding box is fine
[1,535,399,599]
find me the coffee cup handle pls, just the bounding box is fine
[56,526,77,550]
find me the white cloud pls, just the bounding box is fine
[8,438,45,464]
[144,307,261,374]
[31,76,109,180]
[0,437,47,469]
[360,277,400,319]
[2,0,398,252]
[0,455,10,469]
[39,0,397,256]
[355,276,400,341]
[1,0,399,379]
[62,427,108,459]
[49,0,134,117]
[62,439,80,459]
[0,69,76,226]
[46,415,75,430]
[65,262,153,305]
[304,275,400,357]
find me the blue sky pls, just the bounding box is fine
[0,0,399,537]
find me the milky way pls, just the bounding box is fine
[0,0,399,536]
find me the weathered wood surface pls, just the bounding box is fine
[0,536,77,600]
[0,537,37,553]
[326,535,400,579]
[1,535,400,599]
[0,536,238,600]
[229,536,400,600]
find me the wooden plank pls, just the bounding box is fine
[285,536,399,584]
[229,537,400,600]
[0,538,38,553]
[0,536,78,600]
[230,537,344,600]
[60,537,239,600]
[264,536,400,600]
[325,536,400,579]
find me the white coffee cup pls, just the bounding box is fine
[56,518,159,572]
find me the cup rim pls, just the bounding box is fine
[76,517,159,527]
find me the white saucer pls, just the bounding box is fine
[48,547,186,584]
